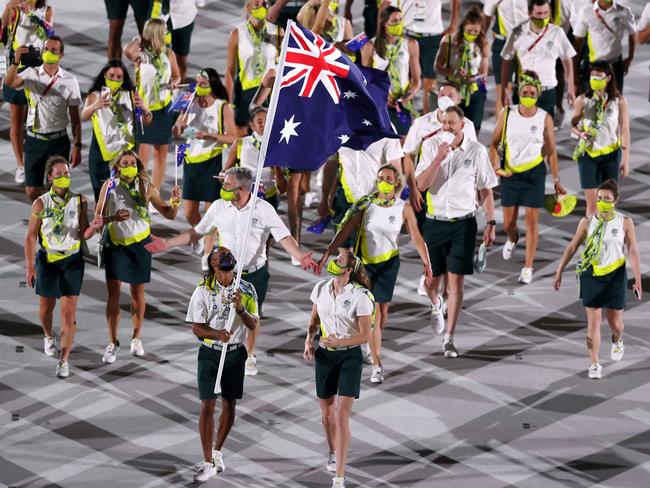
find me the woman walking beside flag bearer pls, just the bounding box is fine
[124,17,181,193]
[319,164,433,384]
[82,60,152,203]
[95,150,181,364]
[172,68,237,271]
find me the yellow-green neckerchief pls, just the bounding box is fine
[458,41,473,105]
[36,189,71,237]
[109,90,132,140]
[573,93,608,160]
[246,21,267,80]
[576,212,615,276]
[385,38,405,98]
[146,48,166,106]
[337,192,395,232]
[119,177,150,223]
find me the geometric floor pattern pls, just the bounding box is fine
[1,1,650,486]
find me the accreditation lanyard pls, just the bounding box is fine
[526,24,549,52]
[594,8,616,35]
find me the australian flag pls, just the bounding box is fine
[167,82,197,113]
[263,21,397,171]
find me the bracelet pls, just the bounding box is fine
[553,177,561,183]
[236,307,245,315]
[168,197,180,209]
[487,220,496,226]
[74,143,82,148]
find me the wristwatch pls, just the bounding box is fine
[74,142,82,148]
[487,220,496,226]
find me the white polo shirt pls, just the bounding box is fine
[573,1,636,62]
[638,4,650,33]
[417,133,498,219]
[310,279,374,341]
[194,196,291,271]
[501,21,576,88]
[483,0,529,37]
[338,137,403,203]
[388,0,444,35]
[21,66,82,134]
[403,109,476,158]
[170,0,197,30]
[185,278,258,345]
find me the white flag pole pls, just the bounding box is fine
[213,20,295,394]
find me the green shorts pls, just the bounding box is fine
[423,217,477,276]
[408,34,441,80]
[578,149,620,190]
[2,83,27,105]
[104,0,151,29]
[88,134,113,203]
[183,154,222,202]
[24,134,70,187]
[197,344,248,400]
[580,265,627,310]
[104,235,152,284]
[233,78,257,127]
[170,21,194,57]
[241,262,270,307]
[136,106,176,145]
[315,345,363,399]
[35,250,84,298]
[364,255,400,303]
[491,37,507,85]
[332,185,355,248]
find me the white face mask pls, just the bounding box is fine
[438,96,455,111]
[437,131,456,145]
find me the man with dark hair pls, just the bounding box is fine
[500,0,576,117]
[5,37,82,202]
[415,106,498,358]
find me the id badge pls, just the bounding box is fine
[413,0,427,22]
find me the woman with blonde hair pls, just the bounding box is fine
[94,150,181,364]
[225,0,281,133]
[319,164,433,384]
[124,17,180,193]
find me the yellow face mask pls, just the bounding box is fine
[52,175,70,189]
[596,199,615,213]
[463,32,478,43]
[251,6,268,20]
[121,166,138,179]
[531,17,550,29]
[42,50,61,65]
[105,77,123,92]
[377,180,395,195]
[589,77,608,92]
[519,96,538,108]
[196,84,211,97]
[386,22,404,37]
[165,31,172,46]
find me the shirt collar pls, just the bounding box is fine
[328,278,354,296]
[38,64,62,79]
[594,1,615,13]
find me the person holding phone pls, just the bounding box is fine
[24,156,103,378]
[5,36,82,202]
[82,60,152,203]
[553,180,642,379]
[1,0,52,185]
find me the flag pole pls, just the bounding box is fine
[213,20,295,394]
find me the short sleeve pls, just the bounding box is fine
[20,67,37,90]
[500,31,517,61]
[194,201,220,235]
[573,6,588,37]
[475,145,499,190]
[622,7,637,34]
[355,290,374,317]
[557,29,577,59]
[463,118,477,141]
[240,281,259,318]
[67,77,82,107]
[402,119,422,155]
[384,137,404,162]
[637,4,650,32]
[185,287,208,324]
[264,203,291,241]
[415,137,438,177]
[483,0,497,17]
[310,281,323,305]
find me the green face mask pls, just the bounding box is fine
[596,200,615,213]
[329,1,338,13]
[105,77,123,92]
[251,6,268,20]
[120,166,138,179]
[519,96,538,108]
[531,17,550,29]
[377,180,396,195]
[463,31,478,43]
[590,77,608,92]
[196,85,211,97]
[326,259,349,276]
[386,22,404,37]
[42,50,61,65]
[220,187,237,201]
[52,175,70,189]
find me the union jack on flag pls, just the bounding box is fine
[263,21,396,171]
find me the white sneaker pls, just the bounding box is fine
[245,355,258,376]
[102,342,120,364]
[588,363,602,379]
[518,267,533,284]
[201,254,209,272]
[195,0,205,7]
[443,335,458,358]
[332,475,346,488]
[130,338,145,357]
[502,239,516,261]
[291,256,301,266]
[15,166,25,184]
[193,461,216,482]
[441,296,448,319]
[56,360,69,378]
[43,336,57,357]
[212,449,225,473]
[430,296,445,335]
[326,451,336,472]
[191,237,205,256]
[363,347,373,365]
[417,274,427,296]
[610,339,624,361]
[370,365,384,384]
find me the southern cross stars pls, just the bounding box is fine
[279,115,301,144]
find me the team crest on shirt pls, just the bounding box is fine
[388,215,397,224]
[611,228,619,237]
[252,217,259,225]
[463,159,472,167]
[343,299,351,308]
[546,41,554,49]
[530,125,538,134]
